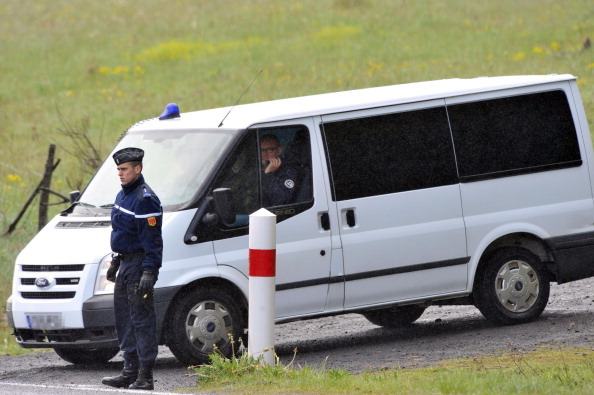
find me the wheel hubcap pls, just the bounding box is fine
[185,301,233,352]
[495,259,539,313]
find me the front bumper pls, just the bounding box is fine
[10,294,117,349]
[9,286,179,349]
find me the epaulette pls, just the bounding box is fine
[135,183,154,199]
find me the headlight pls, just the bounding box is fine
[95,254,116,295]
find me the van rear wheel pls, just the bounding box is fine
[475,247,549,325]
[54,347,119,364]
[362,305,426,328]
[167,287,244,366]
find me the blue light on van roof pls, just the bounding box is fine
[159,103,180,120]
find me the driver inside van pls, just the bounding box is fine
[260,133,299,206]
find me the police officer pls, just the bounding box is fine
[260,134,298,206]
[101,147,163,391]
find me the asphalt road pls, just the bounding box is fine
[1,278,592,394]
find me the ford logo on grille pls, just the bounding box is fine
[35,277,51,288]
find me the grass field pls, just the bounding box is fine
[1,0,593,381]
[192,346,594,394]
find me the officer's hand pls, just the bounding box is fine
[265,157,281,173]
[106,255,121,283]
[138,271,156,297]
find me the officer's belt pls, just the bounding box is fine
[118,251,145,262]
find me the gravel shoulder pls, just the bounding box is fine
[275,278,594,371]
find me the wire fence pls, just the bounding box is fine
[0,150,68,233]
[0,160,43,177]
[1,168,31,233]
[0,161,42,210]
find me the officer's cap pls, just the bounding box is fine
[113,147,144,165]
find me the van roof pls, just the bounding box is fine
[131,74,576,131]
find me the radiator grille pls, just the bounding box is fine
[21,278,80,285]
[21,265,85,272]
[21,292,76,299]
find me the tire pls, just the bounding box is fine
[475,247,550,325]
[362,305,426,328]
[167,287,245,366]
[54,347,119,364]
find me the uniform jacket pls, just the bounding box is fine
[262,164,298,206]
[111,174,163,273]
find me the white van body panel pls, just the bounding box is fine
[132,75,578,131]
[16,215,110,267]
[157,209,219,288]
[11,215,111,330]
[334,185,468,308]
[9,74,594,366]
[321,99,468,308]
[446,83,594,286]
[460,170,594,241]
[213,117,334,319]
[569,81,594,199]
[311,115,346,314]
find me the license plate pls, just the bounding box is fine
[26,313,64,330]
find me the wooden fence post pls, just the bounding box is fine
[38,144,56,231]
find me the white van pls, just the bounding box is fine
[7,74,594,366]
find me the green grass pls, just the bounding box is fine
[0,226,35,356]
[1,0,594,383]
[193,346,594,394]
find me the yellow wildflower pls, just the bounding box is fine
[7,174,22,183]
[513,52,525,61]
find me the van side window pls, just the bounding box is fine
[322,106,457,201]
[210,126,314,233]
[211,135,261,227]
[448,90,582,181]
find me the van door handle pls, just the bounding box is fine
[320,212,330,231]
[346,209,356,227]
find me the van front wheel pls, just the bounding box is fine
[475,247,549,325]
[361,305,426,328]
[167,287,244,366]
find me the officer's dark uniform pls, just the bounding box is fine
[101,147,163,391]
[262,164,298,206]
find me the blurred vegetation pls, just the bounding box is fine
[1,0,594,355]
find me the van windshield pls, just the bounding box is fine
[76,128,239,213]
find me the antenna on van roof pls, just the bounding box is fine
[218,68,263,127]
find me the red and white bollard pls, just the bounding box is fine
[248,208,276,366]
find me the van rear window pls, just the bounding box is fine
[322,106,458,201]
[448,90,581,181]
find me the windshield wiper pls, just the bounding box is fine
[61,201,97,216]
[99,203,114,208]
[75,201,97,208]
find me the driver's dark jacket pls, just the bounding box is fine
[261,164,299,206]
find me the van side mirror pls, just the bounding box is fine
[69,190,80,204]
[212,188,236,225]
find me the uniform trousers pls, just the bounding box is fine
[114,257,158,369]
